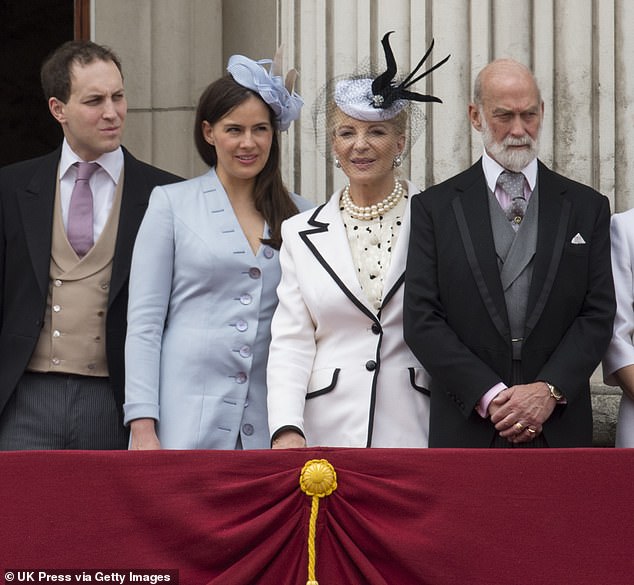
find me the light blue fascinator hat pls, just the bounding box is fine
[333,33,448,122]
[227,47,303,131]
[313,31,449,161]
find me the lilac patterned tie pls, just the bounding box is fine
[67,161,99,256]
[497,170,527,231]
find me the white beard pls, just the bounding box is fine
[480,113,540,172]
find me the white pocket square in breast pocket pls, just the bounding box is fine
[571,233,586,244]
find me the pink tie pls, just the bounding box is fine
[67,162,99,256]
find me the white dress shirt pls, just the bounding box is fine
[481,149,537,208]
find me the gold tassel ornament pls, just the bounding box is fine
[299,459,338,585]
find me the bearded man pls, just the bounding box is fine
[403,59,615,447]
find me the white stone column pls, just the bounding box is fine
[615,0,634,211]
[91,0,624,208]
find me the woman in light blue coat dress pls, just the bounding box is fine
[123,53,312,449]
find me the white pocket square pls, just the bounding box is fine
[571,233,586,244]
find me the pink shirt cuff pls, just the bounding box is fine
[476,382,507,418]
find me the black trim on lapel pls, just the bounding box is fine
[299,202,382,447]
[365,323,383,448]
[451,165,510,343]
[525,163,570,336]
[382,273,405,308]
[17,150,60,298]
[299,204,379,324]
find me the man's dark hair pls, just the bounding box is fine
[40,40,123,103]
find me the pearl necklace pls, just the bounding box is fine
[341,180,404,220]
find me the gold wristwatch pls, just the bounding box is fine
[545,382,563,401]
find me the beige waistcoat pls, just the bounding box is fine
[27,171,124,376]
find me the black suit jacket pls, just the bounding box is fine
[0,146,182,420]
[403,159,615,447]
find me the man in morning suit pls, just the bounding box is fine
[403,59,615,447]
[0,41,182,449]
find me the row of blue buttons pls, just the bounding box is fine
[233,253,272,437]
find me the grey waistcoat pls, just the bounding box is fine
[487,185,539,359]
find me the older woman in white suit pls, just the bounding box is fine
[267,33,448,448]
[123,53,312,449]
[603,208,634,447]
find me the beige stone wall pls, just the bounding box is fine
[93,0,224,179]
[222,0,277,65]
[93,0,300,185]
[90,0,634,209]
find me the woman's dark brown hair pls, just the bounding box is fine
[194,75,299,250]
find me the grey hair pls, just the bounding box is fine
[472,59,542,105]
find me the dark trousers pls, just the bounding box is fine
[0,372,128,450]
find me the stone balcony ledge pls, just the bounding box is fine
[592,382,621,447]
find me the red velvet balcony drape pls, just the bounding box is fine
[2,448,632,584]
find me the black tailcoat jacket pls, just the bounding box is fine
[0,147,182,421]
[403,159,615,447]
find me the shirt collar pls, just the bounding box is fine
[59,139,124,183]
[481,149,538,193]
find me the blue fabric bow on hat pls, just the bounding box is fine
[227,48,303,131]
